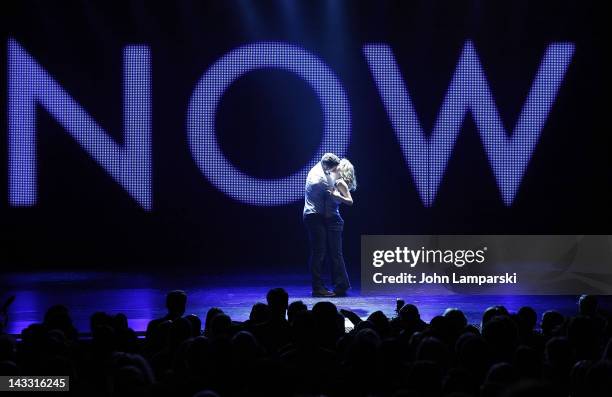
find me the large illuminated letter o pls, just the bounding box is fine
[187,42,351,205]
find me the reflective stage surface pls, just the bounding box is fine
[1,271,609,335]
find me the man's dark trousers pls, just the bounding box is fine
[304,213,351,292]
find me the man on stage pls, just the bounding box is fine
[303,153,353,297]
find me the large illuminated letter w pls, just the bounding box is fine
[364,41,574,206]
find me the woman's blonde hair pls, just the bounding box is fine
[337,158,357,191]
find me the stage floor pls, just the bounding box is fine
[1,271,608,335]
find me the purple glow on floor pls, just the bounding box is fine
[0,272,604,335]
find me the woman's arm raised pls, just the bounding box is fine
[331,180,353,206]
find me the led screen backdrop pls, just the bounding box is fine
[0,0,609,272]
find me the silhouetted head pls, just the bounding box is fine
[90,311,111,334]
[110,365,147,396]
[43,305,77,340]
[367,310,391,337]
[209,313,232,339]
[166,290,187,318]
[266,288,289,320]
[44,305,71,328]
[287,300,307,324]
[347,328,381,368]
[444,308,468,334]
[231,330,261,363]
[545,337,573,369]
[482,315,518,361]
[109,352,154,395]
[416,337,450,366]
[113,313,129,331]
[184,314,202,337]
[482,306,509,328]
[312,301,339,322]
[312,301,343,346]
[204,307,223,336]
[541,310,564,337]
[249,303,270,324]
[399,303,420,322]
[578,295,598,316]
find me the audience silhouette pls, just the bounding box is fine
[0,292,611,396]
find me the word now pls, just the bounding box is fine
[7,39,574,210]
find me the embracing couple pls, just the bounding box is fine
[303,153,357,297]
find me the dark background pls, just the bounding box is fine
[0,0,609,278]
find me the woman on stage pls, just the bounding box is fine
[304,154,357,297]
